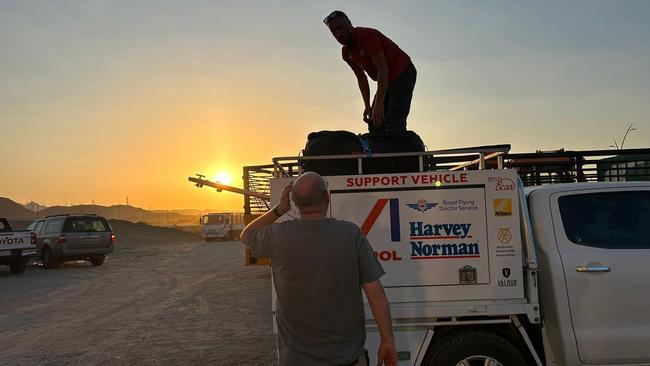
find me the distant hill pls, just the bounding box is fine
[108,220,198,245]
[0,197,37,219]
[0,198,199,225]
[24,201,47,211]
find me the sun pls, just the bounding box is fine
[213,171,233,185]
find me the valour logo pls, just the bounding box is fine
[361,198,400,242]
[406,199,438,213]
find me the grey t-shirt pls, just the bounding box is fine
[247,218,385,366]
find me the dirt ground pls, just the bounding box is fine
[0,222,277,365]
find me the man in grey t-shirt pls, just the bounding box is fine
[241,172,397,366]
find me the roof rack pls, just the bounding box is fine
[272,144,512,177]
[504,148,650,186]
[45,213,98,218]
[241,146,650,215]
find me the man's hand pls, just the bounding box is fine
[363,106,373,123]
[377,340,397,366]
[372,103,384,127]
[277,182,293,215]
[241,181,292,246]
[363,280,397,366]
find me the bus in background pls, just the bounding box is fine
[200,213,244,241]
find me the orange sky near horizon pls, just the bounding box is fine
[2,2,649,211]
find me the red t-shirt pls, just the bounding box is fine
[342,27,411,81]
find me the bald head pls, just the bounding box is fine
[291,172,328,210]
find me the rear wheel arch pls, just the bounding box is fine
[424,324,534,366]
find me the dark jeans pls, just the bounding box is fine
[368,62,417,134]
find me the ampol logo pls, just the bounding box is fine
[406,199,438,213]
[361,198,401,242]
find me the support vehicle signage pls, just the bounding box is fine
[329,185,490,287]
[270,170,524,302]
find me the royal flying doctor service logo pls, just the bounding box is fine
[406,199,438,213]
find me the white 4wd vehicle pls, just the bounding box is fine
[0,218,36,274]
[257,146,650,366]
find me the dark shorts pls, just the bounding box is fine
[368,62,417,134]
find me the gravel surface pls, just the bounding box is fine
[0,228,277,366]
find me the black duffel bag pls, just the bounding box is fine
[360,130,428,174]
[302,130,362,176]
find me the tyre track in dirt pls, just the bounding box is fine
[0,238,277,366]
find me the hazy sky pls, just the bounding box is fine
[1,0,649,210]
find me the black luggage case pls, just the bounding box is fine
[302,130,362,176]
[361,131,427,174]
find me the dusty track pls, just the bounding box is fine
[0,235,276,365]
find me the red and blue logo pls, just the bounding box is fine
[406,199,438,213]
[361,198,401,242]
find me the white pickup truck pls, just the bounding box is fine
[0,218,37,274]
[259,147,650,366]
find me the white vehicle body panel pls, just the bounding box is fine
[266,169,650,366]
[0,231,34,255]
[531,182,650,366]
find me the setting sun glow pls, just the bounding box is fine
[213,172,233,185]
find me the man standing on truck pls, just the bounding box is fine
[324,10,416,135]
[240,172,397,366]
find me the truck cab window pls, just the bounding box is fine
[559,191,650,249]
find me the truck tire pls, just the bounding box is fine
[42,247,59,269]
[89,255,105,266]
[9,259,27,274]
[423,330,529,366]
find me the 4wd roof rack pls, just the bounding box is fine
[239,146,650,215]
[45,213,98,218]
[271,144,512,177]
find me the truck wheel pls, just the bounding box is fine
[42,247,59,269]
[423,330,529,366]
[89,255,105,266]
[9,259,27,274]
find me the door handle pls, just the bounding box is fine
[576,265,611,273]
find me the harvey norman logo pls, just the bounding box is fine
[409,222,480,259]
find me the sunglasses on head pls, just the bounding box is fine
[323,10,345,25]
